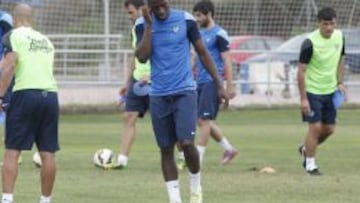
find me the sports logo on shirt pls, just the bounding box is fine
[27,37,53,53]
[172,24,180,33]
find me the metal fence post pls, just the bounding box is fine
[103,0,111,81]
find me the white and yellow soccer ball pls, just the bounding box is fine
[33,152,41,168]
[93,149,115,169]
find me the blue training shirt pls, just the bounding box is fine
[0,11,13,58]
[196,25,230,84]
[135,9,201,96]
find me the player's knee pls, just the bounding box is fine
[39,151,55,158]
[123,112,137,125]
[160,147,175,160]
[178,139,194,150]
[309,123,322,135]
[39,151,55,164]
[322,126,335,136]
[197,118,209,127]
[160,147,174,154]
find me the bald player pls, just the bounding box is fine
[0,4,59,203]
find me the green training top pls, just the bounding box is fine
[8,26,57,92]
[131,27,150,81]
[306,29,343,94]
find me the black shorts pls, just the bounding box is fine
[125,79,149,118]
[197,82,220,120]
[302,92,337,124]
[150,90,197,148]
[5,90,60,152]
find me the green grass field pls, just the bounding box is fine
[1,109,360,203]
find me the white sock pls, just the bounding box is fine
[2,193,13,203]
[218,138,233,151]
[178,151,185,160]
[166,180,182,203]
[117,154,128,166]
[196,145,206,164]
[39,195,51,203]
[305,157,317,171]
[189,172,202,194]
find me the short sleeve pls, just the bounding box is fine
[341,36,345,55]
[216,29,230,52]
[2,31,13,54]
[0,12,13,26]
[0,12,13,33]
[185,12,201,44]
[299,39,313,64]
[134,17,145,45]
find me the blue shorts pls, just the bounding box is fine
[125,78,149,118]
[150,90,197,148]
[302,92,336,124]
[197,82,220,120]
[5,90,60,152]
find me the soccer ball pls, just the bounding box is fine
[32,152,41,168]
[93,149,114,169]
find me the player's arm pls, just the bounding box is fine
[0,33,16,110]
[191,50,196,72]
[217,33,236,99]
[190,50,199,79]
[120,27,138,96]
[135,7,152,63]
[119,57,135,96]
[193,41,224,92]
[337,37,346,94]
[126,58,136,85]
[187,18,229,106]
[297,39,312,115]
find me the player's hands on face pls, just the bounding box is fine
[300,98,311,116]
[142,6,152,25]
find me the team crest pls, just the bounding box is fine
[172,24,180,33]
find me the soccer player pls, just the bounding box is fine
[297,7,346,176]
[0,4,59,203]
[135,0,228,202]
[0,9,13,116]
[193,0,238,165]
[0,8,21,166]
[114,0,151,169]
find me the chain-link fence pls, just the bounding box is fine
[1,0,359,105]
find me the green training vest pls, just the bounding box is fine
[131,27,150,81]
[306,29,343,95]
[10,27,57,92]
